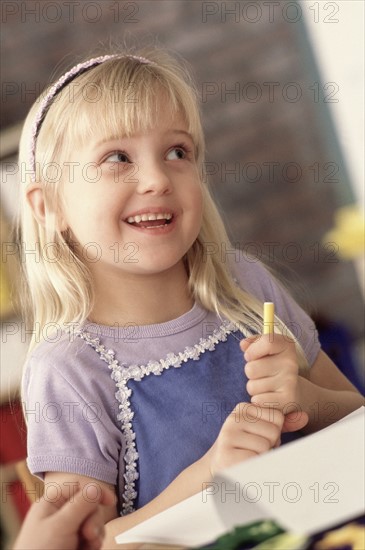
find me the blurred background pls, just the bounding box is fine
[0,0,364,547]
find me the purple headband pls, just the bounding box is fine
[29,54,152,182]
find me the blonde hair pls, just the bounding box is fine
[17,47,308,372]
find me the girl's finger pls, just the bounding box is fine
[30,493,69,520]
[242,423,282,450]
[250,392,290,409]
[80,508,105,542]
[230,431,274,455]
[282,411,309,433]
[225,402,284,428]
[79,534,103,550]
[242,334,294,362]
[232,417,282,441]
[245,357,293,379]
[98,486,116,507]
[55,489,100,531]
[239,335,260,352]
[246,377,281,397]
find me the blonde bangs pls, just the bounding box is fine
[36,55,205,177]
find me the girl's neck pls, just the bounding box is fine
[88,260,194,327]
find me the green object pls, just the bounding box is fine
[197,520,285,550]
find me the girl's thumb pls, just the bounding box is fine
[282,411,309,433]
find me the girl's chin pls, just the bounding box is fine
[119,254,187,276]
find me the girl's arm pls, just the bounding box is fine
[102,405,306,548]
[45,405,290,549]
[300,350,364,432]
[103,454,213,547]
[44,457,211,548]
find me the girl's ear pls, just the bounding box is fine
[26,185,68,231]
[26,185,46,227]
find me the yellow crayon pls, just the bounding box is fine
[263,302,275,335]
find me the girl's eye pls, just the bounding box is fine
[104,151,130,163]
[166,146,188,161]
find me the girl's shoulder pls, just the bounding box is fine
[24,329,89,372]
[228,252,308,308]
[228,253,320,366]
[22,328,109,396]
[228,253,280,300]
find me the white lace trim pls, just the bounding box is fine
[75,319,238,514]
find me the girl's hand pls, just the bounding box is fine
[240,334,308,432]
[13,486,116,550]
[205,402,284,477]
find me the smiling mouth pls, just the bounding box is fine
[125,212,174,229]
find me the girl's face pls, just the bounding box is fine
[60,105,203,280]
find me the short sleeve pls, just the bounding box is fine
[22,340,121,485]
[229,255,321,367]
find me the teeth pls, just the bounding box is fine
[126,212,173,224]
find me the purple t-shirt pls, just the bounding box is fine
[23,257,320,515]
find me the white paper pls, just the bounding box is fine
[116,489,241,547]
[116,407,365,546]
[216,406,365,535]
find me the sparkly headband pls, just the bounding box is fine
[29,54,152,182]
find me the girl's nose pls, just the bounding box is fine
[135,162,172,195]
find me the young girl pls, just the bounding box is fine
[18,49,363,546]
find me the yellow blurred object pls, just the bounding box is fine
[15,460,44,503]
[314,522,365,550]
[0,257,13,317]
[0,209,16,318]
[323,205,365,260]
